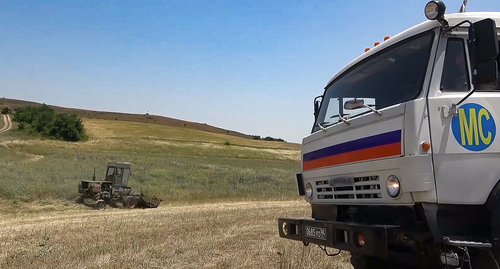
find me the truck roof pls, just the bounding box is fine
[325,12,500,89]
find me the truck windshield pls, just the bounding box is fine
[313,30,435,133]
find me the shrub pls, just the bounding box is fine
[48,113,88,142]
[12,104,88,142]
[1,107,10,114]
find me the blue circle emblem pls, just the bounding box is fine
[451,103,496,151]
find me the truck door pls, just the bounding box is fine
[427,34,500,204]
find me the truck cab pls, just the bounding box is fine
[278,1,500,268]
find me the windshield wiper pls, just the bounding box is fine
[316,120,338,132]
[317,122,328,132]
[330,114,351,125]
[316,113,351,132]
[364,104,383,115]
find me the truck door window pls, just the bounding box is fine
[440,38,470,92]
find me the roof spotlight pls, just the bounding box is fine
[424,1,446,21]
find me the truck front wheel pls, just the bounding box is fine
[350,253,414,269]
[469,248,500,269]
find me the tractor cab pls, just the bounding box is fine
[105,162,131,187]
[75,161,162,210]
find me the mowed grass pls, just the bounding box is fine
[0,114,353,269]
[82,119,301,150]
[0,201,352,269]
[0,118,302,208]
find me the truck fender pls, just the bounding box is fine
[420,202,489,244]
[485,179,500,246]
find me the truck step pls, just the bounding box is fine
[443,237,492,248]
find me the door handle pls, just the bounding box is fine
[438,104,457,118]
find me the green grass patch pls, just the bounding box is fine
[0,117,302,205]
[0,151,300,204]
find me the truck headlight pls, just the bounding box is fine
[386,175,401,198]
[305,182,313,199]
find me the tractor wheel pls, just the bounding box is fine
[75,196,83,204]
[123,196,137,209]
[95,201,106,210]
[110,198,117,207]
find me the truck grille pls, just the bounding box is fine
[315,175,382,200]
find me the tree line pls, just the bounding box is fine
[251,135,285,142]
[8,104,88,142]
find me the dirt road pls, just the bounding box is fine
[0,114,12,133]
[0,200,351,269]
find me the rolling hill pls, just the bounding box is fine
[0,97,302,205]
[0,97,293,144]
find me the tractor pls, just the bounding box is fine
[75,162,162,210]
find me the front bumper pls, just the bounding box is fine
[278,217,399,258]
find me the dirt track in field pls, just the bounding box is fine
[0,114,12,133]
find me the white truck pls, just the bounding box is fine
[277,1,500,268]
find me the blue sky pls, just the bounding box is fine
[0,0,498,143]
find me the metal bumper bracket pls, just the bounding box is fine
[278,217,399,258]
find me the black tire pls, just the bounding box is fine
[110,198,117,207]
[468,248,500,269]
[123,196,137,209]
[95,201,106,210]
[350,253,409,269]
[75,196,83,204]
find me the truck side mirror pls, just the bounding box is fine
[477,59,499,85]
[472,19,499,63]
[313,95,322,120]
[314,101,320,119]
[469,18,499,86]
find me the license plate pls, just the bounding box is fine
[305,226,327,240]
[329,175,354,186]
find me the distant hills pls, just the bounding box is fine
[0,97,294,144]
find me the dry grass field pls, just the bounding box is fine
[0,106,351,268]
[0,201,351,269]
